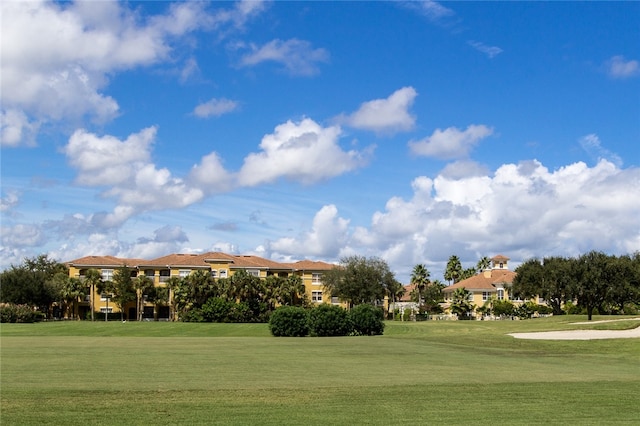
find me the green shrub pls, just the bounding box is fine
[0,303,42,323]
[268,306,310,337]
[493,300,515,316]
[309,304,352,337]
[349,304,384,335]
[402,309,412,321]
[201,297,234,322]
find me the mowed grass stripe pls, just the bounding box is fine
[2,317,639,424]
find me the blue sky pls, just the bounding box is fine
[1,0,639,282]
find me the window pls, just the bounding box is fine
[497,289,504,300]
[99,307,113,313]
[159,270,171,282]
[210,269,217,278]
[482,292,491,301]
[499,262,504,269]
[100,293,113,301]
[219,269,228,278]
[331,297,340,305]
[312,273,322,284]
[247,269,260,277]
[144,269,155,278]
[179,270,190,278]
[312,291,323,303]
[101,269,113,282]
[468,292,474,301]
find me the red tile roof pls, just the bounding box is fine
[67,252,334,272]
[66,255,146,267]
[442,269,515,293]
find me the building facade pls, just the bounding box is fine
[66,252,335,320]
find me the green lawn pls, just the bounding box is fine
[2,316,639,425]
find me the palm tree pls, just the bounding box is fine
[133,275,154,321]
[84,269,103,321]
[54,273,83,319]
[450,287,475,319]
[476,256,491,273]
[444,255,463,284]
[410,264,430,307]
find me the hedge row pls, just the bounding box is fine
[268,304,385,337]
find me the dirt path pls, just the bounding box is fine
[508,318,640,340]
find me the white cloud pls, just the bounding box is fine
[237,118,372,186]
[64,127,156,186]
[0,1,261,146]
[579,134,623,167]
[409,124,493,159]
[0,109,40,147]
[63,127,214,227]
[0,224,46,248]
[468,40,503,58]
[0,191,20,212]
[402,0,455,22]
[239,38,329,76]
[188,152,233,193]
[193,98,239,118]
[338,87,417,134]
[605,55,640,79]
[350,159,640,280]
[269,205,350,258]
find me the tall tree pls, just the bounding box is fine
[111,266,136,321]
[55,273,85,319]
[513,257,574,315]
[0,254,67,316]
[83,268,103,321]
[133,275,155,321]
[573,251,612,321]
[444,255,463,284]
[323,256,396,307]
[410,264,430,306]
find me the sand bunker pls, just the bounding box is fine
[509,318,640,340]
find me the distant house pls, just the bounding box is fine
[66,252,336,320]
[442,255,521,318]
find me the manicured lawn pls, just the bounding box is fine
[2,316,639,425]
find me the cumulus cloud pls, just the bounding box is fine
[193,98,239,118]
[409,124,493,159]
[238,38,329,76]
[269,205,350,258]
[605,55,640,79]
[0,109,40,147]
[263,158,639,281]
[468,40,503,58]
[579,134,623,167]
[0,0,265,146]
[237,118,372,186]
[62,127,225,227]
[338,87,417,134]
[352,159,640,278]
[188,152,233,193]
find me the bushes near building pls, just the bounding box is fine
[349,304,385,335]
[268,306,310,337]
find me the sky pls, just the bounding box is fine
[1,0,639,283]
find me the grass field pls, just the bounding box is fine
[2,316,639,425]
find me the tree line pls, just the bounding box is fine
[513,251,640,320]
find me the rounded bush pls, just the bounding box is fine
[269,306,309,337]
[349,304,385,336]
[309,304,352,337]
